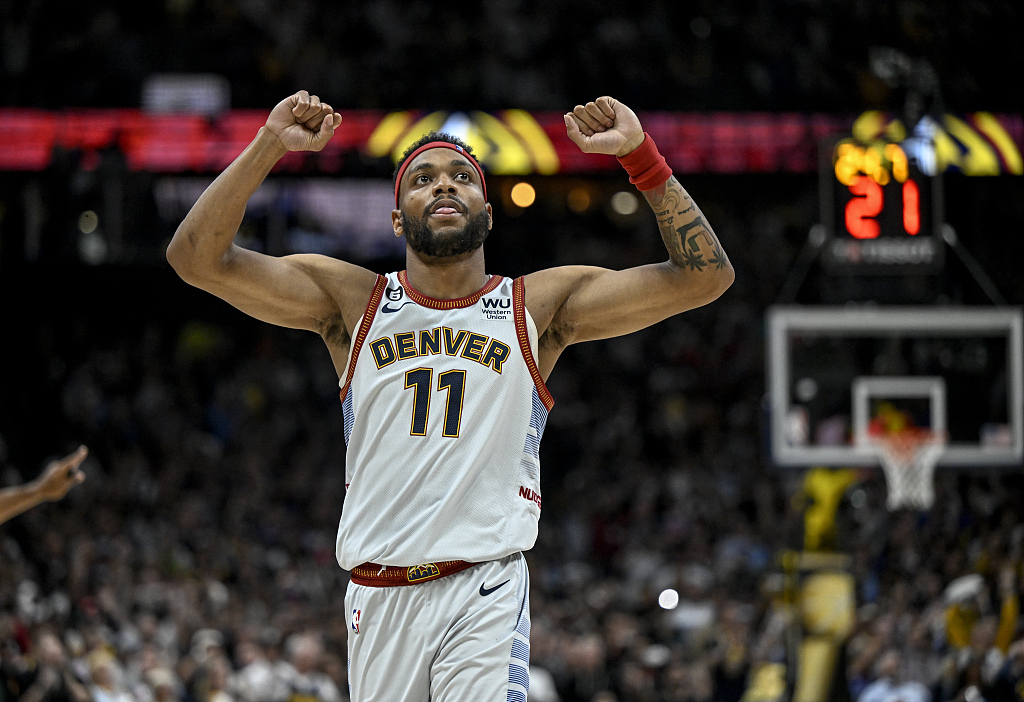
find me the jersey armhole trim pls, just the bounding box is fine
[513,276,554,411]
[339,274,388,401]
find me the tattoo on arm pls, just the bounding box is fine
[642,176,731,273]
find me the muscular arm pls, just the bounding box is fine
[526,98,734,377]
[644,176,730,276]
[165,92,377,355]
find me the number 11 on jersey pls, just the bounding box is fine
[404,368,467,438]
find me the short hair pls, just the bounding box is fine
[392,132,478,186]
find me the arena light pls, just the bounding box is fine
[510,182,536,208]
[78,210,99,234]
[658,588,679,609]
[78,231,107,265]
[567,187,590,213]
[903,179,920,234]
[610,190,638,216]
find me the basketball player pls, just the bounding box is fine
[0,445,87,525]
[166,91,733,701]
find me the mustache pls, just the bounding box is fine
[423,195,468,216]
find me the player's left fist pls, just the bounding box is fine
[563,97,644,157]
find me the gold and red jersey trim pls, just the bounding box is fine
[513,276,554,411]
[339,275,387,401]
[398,270,503,310]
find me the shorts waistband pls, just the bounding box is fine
[350,560,477,587]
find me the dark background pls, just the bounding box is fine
[2,0,1022,113]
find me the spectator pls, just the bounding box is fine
[17,630,90,702]
[988,640,1024,702]
[145,668,180,702]
[858,650,930,702]
[230,639,286,702]
[279,633,341,702]
[88,651,133,702]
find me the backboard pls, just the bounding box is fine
[767,306,1023,468]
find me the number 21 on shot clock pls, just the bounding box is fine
[822,138,943,273]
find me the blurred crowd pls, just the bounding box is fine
[2,0,1020,112]
[1,198,1023,702]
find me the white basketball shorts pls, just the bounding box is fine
[345,552,531,702]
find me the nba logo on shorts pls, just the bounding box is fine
[351,608,361,634]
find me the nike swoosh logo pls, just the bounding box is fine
[479,579,510,597]
[381,301,415,313]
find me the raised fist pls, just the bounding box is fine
[564,96,644,157]
[265,90,341,152]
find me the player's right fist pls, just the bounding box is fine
[265,90,340,152]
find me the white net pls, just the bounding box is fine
[871,431,946,511]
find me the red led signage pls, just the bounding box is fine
[0,109,1019,177]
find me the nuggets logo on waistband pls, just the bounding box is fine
[369,327,511,374]
[407,563,441,583]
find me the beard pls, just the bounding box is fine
[403,207,490,258]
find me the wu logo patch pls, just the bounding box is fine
[351,608,361,634]
[480,296,512,321]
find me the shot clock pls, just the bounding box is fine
[820,135,944,273]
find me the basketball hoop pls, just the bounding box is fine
[868,428,946,511]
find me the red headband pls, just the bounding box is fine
[394,141,487,208]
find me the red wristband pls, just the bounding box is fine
[616,133,672,191]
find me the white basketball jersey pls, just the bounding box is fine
[334,271,553,570]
